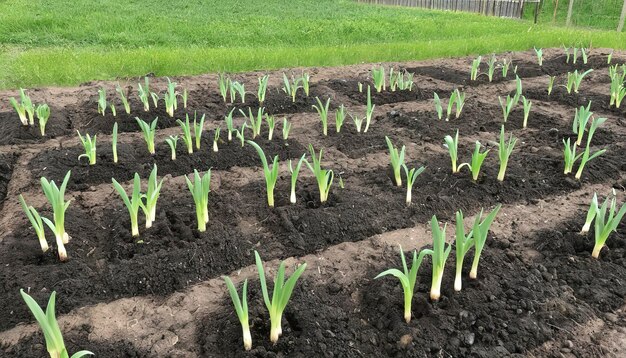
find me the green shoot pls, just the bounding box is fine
[19,195,48,252]
[534,47,543,66]
[572,47,579,64]
[115,84,131,114]
[20,290,94,358]
[581,47,588,64]
[458,141,490,181]
[164,78,178,117]
[218,73,231,102]
[454,210,474,292]
[572,101,593,146]
[607,51,613,64]
[112,122,118,164]
[564,46,571,63]
[222,277,252,351]
[433,92,443,120]
[213,128,221,152]
[289,154,306,204]
[240,107,265,139]
[513,75,523,104]
[177,114,194,154]
[453,89,465,119]
[444,130,460,173]
[141,164,163,228]
[40,172,71,261]
[258,75,269,105]
[445,90,457,121]
[36,104,50,136]
[305,144,334,203]
[351,113,364,133]
[137,77,153,111]
[470,56,482,81]
[548,76,556,95]
[563,138,580,175]
[282,73,301,102]
[429,215,452,301]
[486,54,497,82]
[496,126,518,182]
[97,87,107,116]
[364,86,375,132]
[499,95,515,123]
[375,245,431,322]
[254,251,307,344]
[358,82,363,93]
[282,118,291,140]
[389,68,397,91]
[372,65,385,92]
[469,205,501,279]
[248,141,279,208]
[581,193,598,234]
[185,169,211,232]
[10,88,35,125]
[301,72,310,96]
[194,112,206,150]
[165,135,178,160]
[574,118,607,180]
[112,173,142,237]
[225,108,235,141]
[135,117,158,155]
[265,115,276,141]
[110,103,117,117]
[335,104,346,133]
[566,69,593,94]
[231,81,246,103]
[77,131,97,165]
[385,136,405,187]
[609,65,626,107]
[402,164,425,206]
[501,58,511,78]
[590,191,626,258]
[521,96,532,128]
[236,122,247,147]
[181,88,188,109]
[313,97,331,136]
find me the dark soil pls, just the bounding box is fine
[324,79,432,105]
[525,87,626,117]
[0,153,15,205]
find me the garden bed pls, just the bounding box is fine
[1,48,625,357]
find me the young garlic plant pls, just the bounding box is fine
[194,112,206,151]
[574,118,606,180]
[115,84,131,115]
[36,104,50,136]
[351,113,364,133]
[20,290,94,358]
[19,195,49,252]
[289,154,306,204]
[137,77,157,111]
[429,215,452,301]
[10,88,36,126]
[564,46,571,63]
[581,193,599,234]
[458,141,490,181]
[335,104,346,133]
[225,108,235,141]
[97,87,107,116]
[486,54,497,82]
[135,117,158,155]
[282,118,291,140]
[607,51,613,64]
[534,47,543,66]
[375,245,431,323]
[213,128,221,152]
[306,144,334,203]
[385,136,406,187]
[586,191,626,259]
[177,114,194,154]
[181,88,188,109]
[265,115,276,141]
[565,69,593,94]
[141,165,164,228]
[501,58,511,78]
[40,172,72,261]
[609,65,626,108]
[236,122,247,147]
[498,95,516,123]
[521,96,532,128]
[313,97,331,136]
[222,276,252,351]
[112,173,143,237]
[402,164,425,206]
[572,102,592,146]
[454,210,473,292]
[469,205,501,279]
[572,47,579,64]
[470,56,482,81]
[433,93,443,120]
[444,130,460,173]
[496,126,518,182]
[164,78,178,117]
[112,122,118,164]
[77,131,97,165]
[165,135,179,160]
[513,75,523,104]
[301,72,311,96]
[240,107,265,139]
[364,86,375,132]
[230,81,246,104]
[454,89,466,119]
[258,75,269,105]
[248,141,279,207]
[218,73,231,102]
[548,76,556,95]
[186,169,212,232]
[282,73,302,102]
[372,65,385,92]
[255,251,307,344]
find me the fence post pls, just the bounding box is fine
[566,0,575,26]
[619,0,626,32]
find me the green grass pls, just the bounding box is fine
[523,0,624,31]
[1,0,625,89]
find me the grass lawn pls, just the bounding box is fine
[1,0,625,89]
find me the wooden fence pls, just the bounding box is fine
[355,0,540,19]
